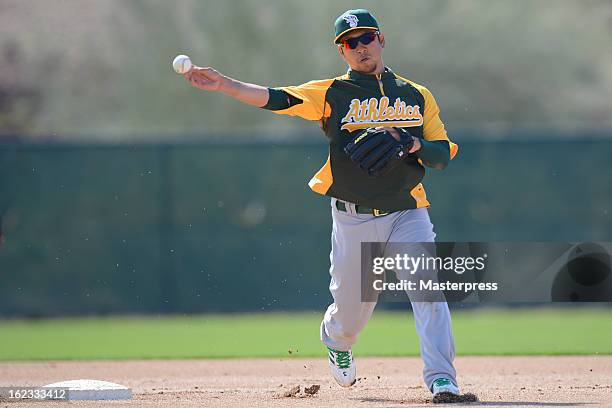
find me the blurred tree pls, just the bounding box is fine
[0,0,611,139]
[0,42,41,135]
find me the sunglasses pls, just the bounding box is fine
[341,31,379,49]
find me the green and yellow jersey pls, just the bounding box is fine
[263,68,457,212]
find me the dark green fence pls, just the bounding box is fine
[1,135,611,316]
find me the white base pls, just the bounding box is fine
[42,379,132,400]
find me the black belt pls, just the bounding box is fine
[335,200,390,217]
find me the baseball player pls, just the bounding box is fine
[185,9,466,403]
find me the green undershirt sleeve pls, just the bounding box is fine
[416,139,451,170]
[261,88,303,110]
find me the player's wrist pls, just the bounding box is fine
[393,127,417,154]
[217,75,232,93]
[409,137,421,153]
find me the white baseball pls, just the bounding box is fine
[172,54,192,74]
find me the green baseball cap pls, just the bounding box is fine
[333,9,380,44]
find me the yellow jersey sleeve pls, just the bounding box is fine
[419,86,458,160]
[272,79,334,121]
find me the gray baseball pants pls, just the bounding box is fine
[320,198,457,390]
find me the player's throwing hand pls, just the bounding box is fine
[186,67,225,92]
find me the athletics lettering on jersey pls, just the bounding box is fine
[340,96,423,131]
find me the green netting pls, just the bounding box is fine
[1,138,611,316]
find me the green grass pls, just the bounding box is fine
[0,308,610,361]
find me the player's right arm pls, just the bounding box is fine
[186,66,269,107]
[185,66,332,122]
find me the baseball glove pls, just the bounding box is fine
[343,127,415,177]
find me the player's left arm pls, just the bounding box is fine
[414,86,458,170]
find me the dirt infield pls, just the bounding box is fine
[1,356,611,407]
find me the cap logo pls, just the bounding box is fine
[342,14,359,28]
